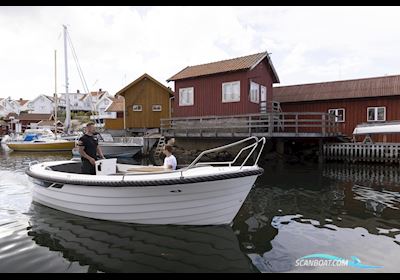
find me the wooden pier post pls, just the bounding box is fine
[318,138,325,164]
[276,139,285,154]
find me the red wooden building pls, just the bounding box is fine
[4,113,54,133]
[167,51,280,117]
[273,75,400,142]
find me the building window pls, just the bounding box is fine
[222,81,240,103]
[179,87,194,106]
[152,105,162,111]
[367,107,386,122]
[132,105,142,111]
[328,108,345,122]
[250,81,259,103]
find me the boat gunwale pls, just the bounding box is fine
[26,161,264,187]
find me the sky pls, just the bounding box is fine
[1,6,400,100]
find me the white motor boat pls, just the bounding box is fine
[26,136,265,225]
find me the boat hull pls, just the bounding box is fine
[7,141,75,152]
[27,161,262,225]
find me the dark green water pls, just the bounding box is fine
[0,144,399,272]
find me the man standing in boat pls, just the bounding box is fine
[78,122,105,174]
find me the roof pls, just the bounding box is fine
[79,91,106,101]
[17,99,29,106]
[167,51,280,83]
[17,113,53,121]
[105,97,124,112]
[4,113,18,119]
[273,74,400,103]
[44,95,54,102]
[37,120,63,126]
[116,73,174,97]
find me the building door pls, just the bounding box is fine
[260,85,267,113]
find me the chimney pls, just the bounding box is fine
[77,89,80,93]
[19,98,23,101]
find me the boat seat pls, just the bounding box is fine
[125,166,173,173]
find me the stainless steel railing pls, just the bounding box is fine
[184,136,266,171]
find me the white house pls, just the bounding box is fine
[58,90,91,112]
[89,91,115,127]
[81,90,109,111]
[0,97,20,117]
[26,95,54,114]
[57,89,110,113]
[15,98,30,112]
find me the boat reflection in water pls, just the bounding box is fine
[27,203,256,273]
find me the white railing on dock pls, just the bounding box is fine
[161,112,339,138]
[323,142,400,163]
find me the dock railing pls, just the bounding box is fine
[161,112,339,138]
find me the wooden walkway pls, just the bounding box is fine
[161,112,340,138]
[324,142,400,163]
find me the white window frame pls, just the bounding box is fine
[328,108,345,123]
[179,87,194,106]
[260,85,267,102]
[367,106,386,122]
[152,104,162,112]
[222,81,240,103]
[250,81,260,104]
[132,104,142,111]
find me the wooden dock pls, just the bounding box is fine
[161,112,340,139]
[324,142,400,163]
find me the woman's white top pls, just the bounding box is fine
[163,154,177,170]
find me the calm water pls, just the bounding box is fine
[0,144,399,273]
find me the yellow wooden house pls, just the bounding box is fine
[115,73,174,133]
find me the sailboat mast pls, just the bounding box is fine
[54,49,58,139]
[63,24,71,134]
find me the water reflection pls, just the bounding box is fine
[232,161,400,272]
[0,145,72,171]
[26,203,255,273]
[0,145,399,273]
[352,185,400,215]
[323,163,400,188]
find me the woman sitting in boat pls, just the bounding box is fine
[162,144,177,170]
[78,122,105,175]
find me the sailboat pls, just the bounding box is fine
[6,49,76,152]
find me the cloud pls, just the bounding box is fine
[1,6,400,100]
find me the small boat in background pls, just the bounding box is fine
[27,136,266,225]
[72,133,143,158]
[6,129,76,152]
